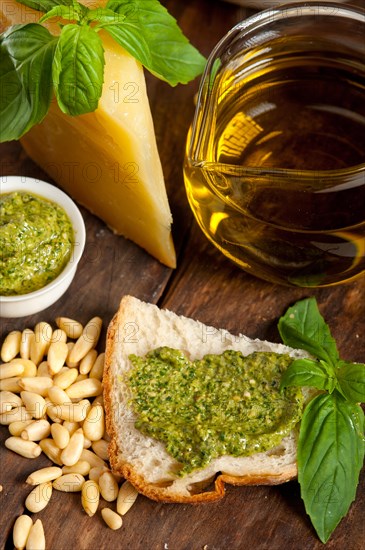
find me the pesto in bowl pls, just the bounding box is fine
[0,176,85,318]
[0,191,74,296]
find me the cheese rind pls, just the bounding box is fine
[1,1,176,268]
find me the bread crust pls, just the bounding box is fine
[104,296,300,503]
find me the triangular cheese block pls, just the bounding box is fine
[1,1,176,268]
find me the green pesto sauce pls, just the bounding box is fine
[128,348,303,475]
[0,192,74,296]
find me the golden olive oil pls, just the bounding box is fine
[184,43,365,286]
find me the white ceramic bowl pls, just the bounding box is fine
[0,176,86,318]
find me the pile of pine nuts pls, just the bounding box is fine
[0,316,138,549]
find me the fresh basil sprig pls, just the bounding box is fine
[17,0,73,10]
[0,24,57,141]
[52,24,105,115]
[279,297,365,543]
[0,0,206,141]
[98,0,207,86]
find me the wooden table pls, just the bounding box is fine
[1,1,364,548]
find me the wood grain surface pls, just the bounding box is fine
[1,1,364,549]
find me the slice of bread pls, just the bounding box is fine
[104,295,309,503]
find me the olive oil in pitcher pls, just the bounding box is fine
[184,8,365,287]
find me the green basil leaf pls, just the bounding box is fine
[71,0,89,19]
[86,7,125,24]
[280,358,337,393]
[15,0,73,12]
[39,5,82,24]
[0,23,57,142]
[52,24,104,116]
[278,297,339,366]
[102,0,206,86]
[337,361,365,402]
[298,392,365,543]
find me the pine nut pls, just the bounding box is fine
[0,406,32,425]
[99,471,118,502]
[75,399,93,422]
[62,421,79,435]
[13,514,33,550]
[47,399,90,422]
[5,437,42,458]
[79,349,97,375]
[11,359,37,377]
[20,328,34,360]
[117,481,138,515]
[37,361,52,378]
[61,428,84,466]
[51,423,70,449]
[80,448,108,469]
[1,330,21,362]
[45,404,61,422]
[48,386,72,405]
[0,362,24,380]
[18,377,53,397]
[20,392,47,419]
[92,394,104,408]
[81,479,100,517]
[88,466,109,482]
[62,460,90,476]
[50,328,67,344]
[0,376,22,392]
[75,374,88,384]
[65,342,79,368]
[91,439,109,461]
[21,420,51,441]
[26,467,62,485]
[44,399,62,424]
[53,473,85,492]
[53,367,78,389]
[101,508,123,530]
[0,390,22,413]
[30,322,52,365]
[68,317,102,364]
[47,342,69,375]
[26,519,45,550]
[89,352,105,380]
[9,420,33,436]
[58,366,70,375]
[66,378,103,400]
[83,435,92,449]
[25,482,52,513]
[82,403,105,441]
[56,317,83,339]
[39,439,63,466]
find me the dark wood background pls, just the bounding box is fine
[1,1,364,548]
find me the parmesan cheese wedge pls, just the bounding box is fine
[1,0,176,268]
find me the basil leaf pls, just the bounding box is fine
[86,7,125,24]
[102,0,206,86]
[0,23,56,142]
[337,361,365,402]
[39,5,82,24]
[15,0,73,12]
[280,358,337,393]
[298,392,365,543]
[52,24,104,116]
[278,297,339,366]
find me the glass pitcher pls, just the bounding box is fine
[184,2,365,287]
